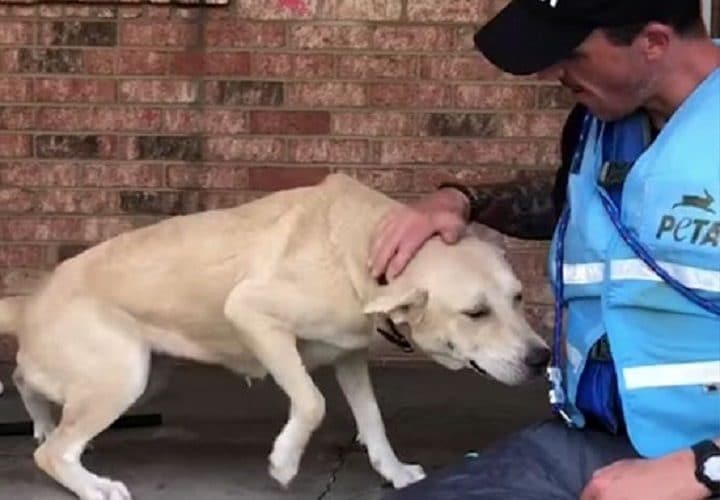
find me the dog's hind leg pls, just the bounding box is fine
[35,393,139,500]
[33,357,150,500]
[13,366,56,444]
[28,306,151,500]
[224,284,326,488]
[335,350,425,488]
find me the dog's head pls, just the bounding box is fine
[365,233,549,386]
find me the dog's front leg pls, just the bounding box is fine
[335,350,425,488]
[224,285,325,488]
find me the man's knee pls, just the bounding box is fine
[383,419,638,500]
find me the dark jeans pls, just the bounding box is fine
[383,419,638,500]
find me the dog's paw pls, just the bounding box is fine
[79,477,131,500]
[268,458,298,488]
[268,447,300,488]
[388,463,425,489]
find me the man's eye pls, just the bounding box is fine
[465,308,490,319]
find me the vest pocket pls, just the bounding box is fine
[617,376,720,458]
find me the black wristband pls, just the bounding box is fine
[692,440,720,497]
[437,182,480,222]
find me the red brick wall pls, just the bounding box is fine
[0,0,567,362]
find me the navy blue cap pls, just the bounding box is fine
[474,0,698,75]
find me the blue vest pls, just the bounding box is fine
[549,67,720,458]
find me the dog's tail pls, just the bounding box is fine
[0,268,50,336]
[0,296,28,396]
[0,296,28,336]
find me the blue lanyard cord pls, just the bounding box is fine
[598,188,720,317]
[548,207,571,419]
[551,207,570,369]
[547,114,592,423]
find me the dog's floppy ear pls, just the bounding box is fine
[363,285,428,326]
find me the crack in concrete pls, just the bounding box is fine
[315,406,424,500]
[316,436,358,500]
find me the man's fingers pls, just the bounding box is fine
[591,459,627,477]
[579,487,595,500]
[369,212,394,260]
[369,202,461,280]
[386,230,428,280]
[581,465,619,500]
[439,224,462,244]
[369,209,405,262]
[370,219,404,278]
[435,212,465,244]
[579,478,602,500]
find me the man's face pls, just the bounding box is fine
[538,29,655,120]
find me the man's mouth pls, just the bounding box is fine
[469,360,488,376]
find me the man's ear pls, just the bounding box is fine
[363,285,428,326]
[638,22,672,62]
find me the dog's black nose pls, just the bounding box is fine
[524,346,551,372]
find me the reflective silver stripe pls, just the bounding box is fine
[562,259,720,293]
[563,262,604,285]
[623,361,720,390]
[611,258,720,293]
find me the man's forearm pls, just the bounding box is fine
[465,178,558,240]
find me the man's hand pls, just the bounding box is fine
[580,452,709,500]
[369,188,469,280]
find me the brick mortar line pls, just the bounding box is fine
[1,41,480,51]
[0,105,569,117]
[0,131,561,140]
[0,132,564,138]
[0,107,569,114]
[0,161,559,169]
[0,165,550,171]
[1,186,245,191]
[0,76,559,89]
[3,136,561,143]
[0,104,570,113]
[0,19,488,29]
[9,18,466,31]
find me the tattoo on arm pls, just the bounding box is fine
[468,178,558,240]
[459,105,583,240]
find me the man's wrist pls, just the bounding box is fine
[671,446,716,499]
[666,450,710,499]
[690,439,720,498]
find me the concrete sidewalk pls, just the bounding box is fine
[0,360,549,499]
